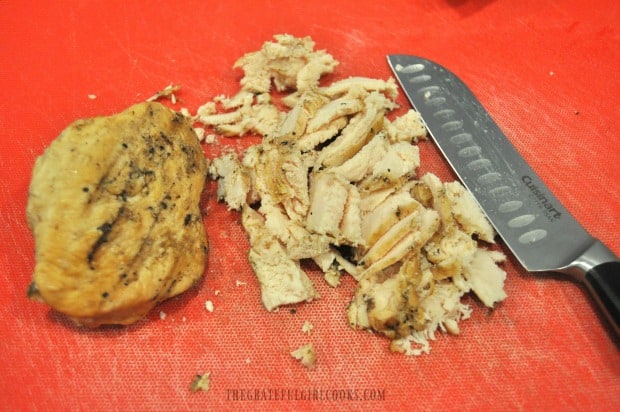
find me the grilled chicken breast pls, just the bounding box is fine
[27,102,208,327]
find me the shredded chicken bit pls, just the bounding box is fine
[291,342,317,369]
[201,34,507,355]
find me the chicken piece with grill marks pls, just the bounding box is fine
[26,102,208,327]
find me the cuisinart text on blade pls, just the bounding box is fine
[387,54,620,337]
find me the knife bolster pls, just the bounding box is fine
[557,239,620,337]
[585,261,620,337]
[558,239,619,282]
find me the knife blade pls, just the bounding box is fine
[387,54,619,336]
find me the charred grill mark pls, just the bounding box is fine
[87,206,128,269]
[128,161,156,190]
[165,278,178,295]
[159,131,173,146]
[91,167,113,203]
[87,222,113,269]
[86,150,128,204]
[120,199,163,284]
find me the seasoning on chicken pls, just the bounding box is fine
[27,102,208,327]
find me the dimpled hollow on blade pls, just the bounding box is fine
[387,54,593,272]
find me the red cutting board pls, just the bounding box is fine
[1,1,618,411]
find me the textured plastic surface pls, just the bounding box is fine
[1,1,619,411]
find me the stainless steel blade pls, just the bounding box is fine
[388,54,593,272]
[388,54,619,335]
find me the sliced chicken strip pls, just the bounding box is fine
[361,206,423,267]
[261,200,331,260]
[339,184,364,246]
[328,131,390,182]
[462,249,507,307]
[360,187,421,247]
[445,181,496,243]
[314,93,386,169]
[361,208,439,276]
[242,205,319,311]
[357,141,419,192]
[306,97,364,133]
[306,171,350,238]
[359,185,399,214]
[319,76,398,99]
[209,151,251,211]
[278,91,329,141]
[298,117,347,153]
[385,109,427,143]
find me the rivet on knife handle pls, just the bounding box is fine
[387,54,620,337]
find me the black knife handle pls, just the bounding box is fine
[561,239,620,338]
[584,262,620,337]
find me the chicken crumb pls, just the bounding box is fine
[205,300,214,312]
[190,372,210,392]
[146,83,181,103]
[159,311,167,320]
[291,343,316,369]
[193,127,206,142]
[301,320,314,335]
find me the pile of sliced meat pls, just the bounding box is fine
[199,34,507,355]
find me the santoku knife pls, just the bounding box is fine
[387,54,619,336]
